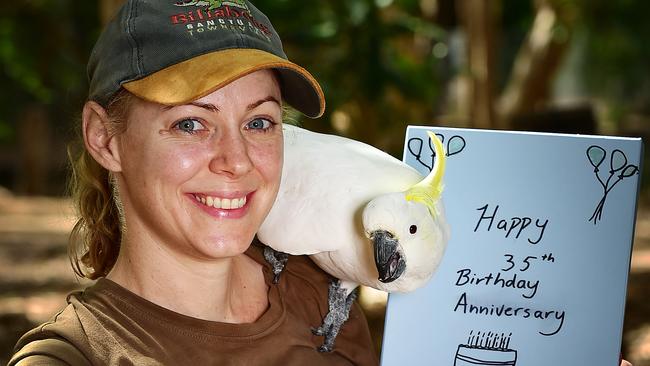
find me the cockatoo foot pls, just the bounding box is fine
[263,246,289,284]
[311,279,358,352]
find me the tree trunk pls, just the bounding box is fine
[458,0,499,129]
[496,0,574,128]
[16,105,50,195]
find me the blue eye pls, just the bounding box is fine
[174,118,205,134]
[246,118,273,131]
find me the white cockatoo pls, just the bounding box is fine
[257,124,449,352]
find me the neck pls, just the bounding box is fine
[106,234,268,324]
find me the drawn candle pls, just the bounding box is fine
[454,331,517,366]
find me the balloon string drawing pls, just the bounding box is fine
[586,145,639,224]
[408,133,466,172]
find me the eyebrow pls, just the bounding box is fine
[247,96,281,111]
[162,96,280,113]
[163,101,218,112]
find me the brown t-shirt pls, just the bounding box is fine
[9,243,379,365]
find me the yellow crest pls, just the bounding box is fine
[405,131,446,216]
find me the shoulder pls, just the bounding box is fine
[248,241,379,366]
[9,338,90,366]
[9,300,92,366]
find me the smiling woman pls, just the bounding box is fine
[7,1,378,365]
[94,71,285,322]
[98,71,284,265]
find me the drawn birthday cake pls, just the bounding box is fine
[454,331,517,366]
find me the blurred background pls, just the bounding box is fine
[1,0,649,364]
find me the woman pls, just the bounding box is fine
[10,1,377,365]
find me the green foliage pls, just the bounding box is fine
[0,0,99,142]
[577,0,650,107]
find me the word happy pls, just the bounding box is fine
[474,204,549,245]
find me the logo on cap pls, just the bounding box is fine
[175,0,249,12]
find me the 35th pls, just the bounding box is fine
[502,253,556,272]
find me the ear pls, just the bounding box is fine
[82,101,123,172]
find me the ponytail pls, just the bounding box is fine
[67,89,132,279]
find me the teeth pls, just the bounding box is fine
[195,194,247,210]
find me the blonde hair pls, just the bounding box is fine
[68,89,133,279]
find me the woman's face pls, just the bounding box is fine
[114,70,283,260]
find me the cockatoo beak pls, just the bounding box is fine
[370,230,406,283]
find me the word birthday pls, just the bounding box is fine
[454,292,566,336]
[474,204,549,244]
[455,268,540,299]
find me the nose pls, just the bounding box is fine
[208,129,254,178]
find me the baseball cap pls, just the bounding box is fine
[87,0,325,118]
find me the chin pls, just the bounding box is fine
[198,233,256,258]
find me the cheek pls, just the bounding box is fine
[174,147,203,171]
[251,139,283,186]
[127,141,207,185]
[157,145,208,181]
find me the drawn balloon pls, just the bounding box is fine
[587,145,606,171]
[587,145,638,224]
[610,150,627,172]
[447,135,466,157]
[621,165,639,178]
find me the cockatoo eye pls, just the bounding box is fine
[409,225,418,234]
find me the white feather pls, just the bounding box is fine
[258,125,449,293]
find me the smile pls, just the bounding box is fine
[193,194,247,210]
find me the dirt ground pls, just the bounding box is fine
[1,189,649,364]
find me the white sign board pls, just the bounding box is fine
[381,126,643,366]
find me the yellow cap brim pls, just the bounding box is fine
[122,48,325,118]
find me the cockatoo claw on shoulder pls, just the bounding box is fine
[263,246,289,284]
[310,279,358,353]
[258,125,449,352]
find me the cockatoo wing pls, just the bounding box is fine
[257,125,423,255]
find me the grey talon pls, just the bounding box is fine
[313,279,357,353]
[263,246,289,284]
